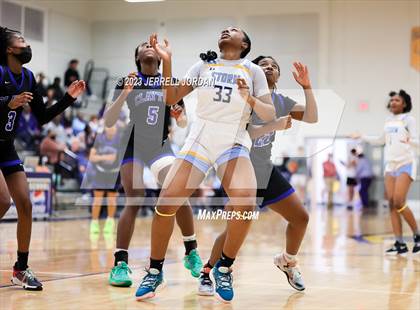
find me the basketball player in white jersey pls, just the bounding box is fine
[134,28,275,303]
[354,90,419,255]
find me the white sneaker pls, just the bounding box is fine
[197,270,214,296]
[274,253,305,291]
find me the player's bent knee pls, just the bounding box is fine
[393,198,406,210]
[232,204,255,213]
[155,205,179,217]
[300,210,310,226]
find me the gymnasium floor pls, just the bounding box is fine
[1,206,419,310]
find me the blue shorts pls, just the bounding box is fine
[386,162,416,181]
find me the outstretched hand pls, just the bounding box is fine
[149,33,172,62]
[67,80,86,99]
[292,62,311,89]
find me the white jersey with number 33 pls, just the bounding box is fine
[185,58,269,129]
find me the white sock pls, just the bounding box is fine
[283,252,297,263]
[114,248,128,253]
[182,234,196,242]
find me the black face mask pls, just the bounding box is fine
[13,46,32,64]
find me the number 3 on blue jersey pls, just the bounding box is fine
[5,111,17,132]
[147,106,159,125]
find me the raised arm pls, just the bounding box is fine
[289,62,318,123]
[149,34,193,105]
[104,73,136,128]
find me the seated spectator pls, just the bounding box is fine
[40,129,66,165]
[64,59,80,88]
[50,77,64,100]
[88,115,99,134]
[70,136,88,184]
[43,114,68,145]
[36,72,48,98]
[72,112,86,136]
[45,86,57,107]
[17,105,40,151]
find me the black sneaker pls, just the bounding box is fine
[11,267,43,290]
[413,235,420,254]
[385,241,408,256]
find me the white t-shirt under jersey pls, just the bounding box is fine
[363,113,419,167]
[184,58,270,129]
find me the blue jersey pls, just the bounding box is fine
[0,65,74,141]
[112,72,183,147]
[250,92,297,165]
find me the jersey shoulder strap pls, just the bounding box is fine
[23,67,34,90]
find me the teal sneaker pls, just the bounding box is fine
[109,262,132,287]
[135,268,165,301]
[183,249,203,278]
[212,261,234,303]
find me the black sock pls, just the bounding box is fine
[114,250,128,266]
[15,251,29,270]
[219,252,235,268]
[204,261,213,270]
[184,240,198,255]
[201,261,213,275]
[150,258,165,272]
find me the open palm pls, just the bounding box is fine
[67,80,86,98]
[149,33,172,62]
[292,62,311,89]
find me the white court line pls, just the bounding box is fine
[239,281,420,296]
[0,270,82,276]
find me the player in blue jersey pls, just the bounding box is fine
[198,55,318,295]
[104,41,202,287]
[0,27,86,290]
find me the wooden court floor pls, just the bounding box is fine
[1,206,419,310]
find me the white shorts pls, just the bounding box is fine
[150,155,175,181]
[178,119,251,173]
[385,160,417,181]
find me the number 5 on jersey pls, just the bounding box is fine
[147,106,160,125]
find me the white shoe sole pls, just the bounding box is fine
[385,251,408,256]
[11,277,43,291]
[197,289,214,296]
[135,280,166,301]
[275,265,305,291]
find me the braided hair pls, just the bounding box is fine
[0,26,20,66]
